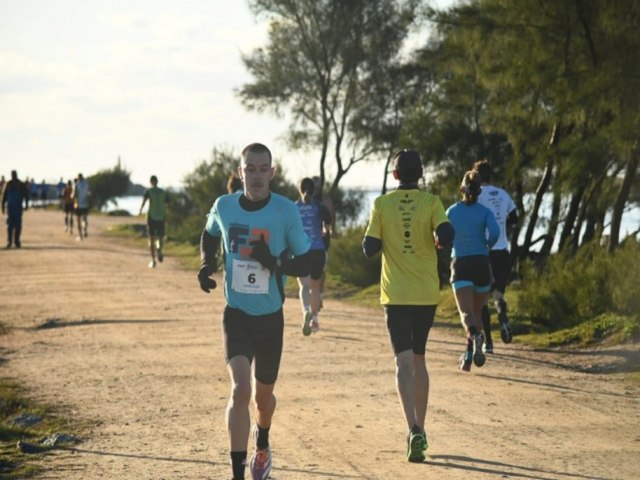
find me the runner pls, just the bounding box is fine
[473,160,519,352]
[363,150,453,462]
[72,173,90,241]
[197,143,311,480]
[446,169,500,372]
[62,180,74,234]
[139,175,169,268]
[1,170,30,248]
[311,176,334,309]
[295,177,332,335]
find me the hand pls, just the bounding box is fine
[249,234,276,272]
[197,265,217,293]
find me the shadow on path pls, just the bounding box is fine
[35,318,174,330]
[426,454,613,480]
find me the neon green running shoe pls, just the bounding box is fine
[407,431,428,462]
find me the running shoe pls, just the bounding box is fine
[157,249,163,262]
[249,446,272,480]
[473,333,486,367]
[407,431,428,462]
[499,313,513,344]
[459,350,472,372]
[483,341,494,354]
[148,260,156,268]
[302,311,313,336]
[311,319,319,333]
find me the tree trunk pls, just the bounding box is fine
[558,185,585,252]
[540,187,562,256]
[521,156,553,256]
[609,145,639,252]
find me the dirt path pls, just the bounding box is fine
[1,210,639,480]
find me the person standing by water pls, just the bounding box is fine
[197,143,311,480]
[72,173,90,240]
[446,169,499,372]
[295,177,332,335]
[473,160,518,352]
[1,170,30,248]
[363,150,454,462]
[139,175,169,268]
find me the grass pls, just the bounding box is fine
[0,373,83,479]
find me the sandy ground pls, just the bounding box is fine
[1,209,639,480]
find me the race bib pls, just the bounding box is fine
[231,259,270,294]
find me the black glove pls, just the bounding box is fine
[249,234,277,273]
[197,265,217,293]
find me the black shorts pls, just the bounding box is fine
[64,203,74,213]
[489,249,511,293]
[450,255,493,290]
[222,306,284,385]
[147,219,165,237]
[384,305,436,356]
[308,249,327,280]
[75,207,89,216]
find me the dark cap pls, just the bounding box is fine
[394,150,422,172]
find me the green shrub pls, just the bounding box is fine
[518,239,640,330]
[330,226,380,287]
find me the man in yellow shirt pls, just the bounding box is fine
[363,150,453,463]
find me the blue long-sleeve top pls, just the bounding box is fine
[446,201,500,258]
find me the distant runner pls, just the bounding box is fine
[139,175,169,268]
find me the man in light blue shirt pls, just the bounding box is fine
[198,143,311,480]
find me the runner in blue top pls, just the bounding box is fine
[446,169,500,372]
[197,143,311,480]
[295,177,332,335]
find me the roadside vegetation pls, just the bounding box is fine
[0,370,82,479]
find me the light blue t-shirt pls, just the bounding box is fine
[205,192,311,315]
[446,201,500,258]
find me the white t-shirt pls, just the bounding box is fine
[478,184,516,251]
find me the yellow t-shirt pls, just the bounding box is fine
[365,188,448,305]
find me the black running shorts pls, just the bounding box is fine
[384,305,436,356]
[147,219,165,237]
[222,306,284,385]
[308,248,327,280]
[489,249,511,293]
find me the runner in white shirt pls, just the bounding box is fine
[72,173,91,241]
[474,160,518,353]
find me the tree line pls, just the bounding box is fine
[238,0,639,262]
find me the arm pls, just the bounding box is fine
[249,234,311,278]
[362,235,382,258]
[434,221,455,249]
[279,251,310,277]
[139,191,148,216]
[507,209,518,227]
[486,211,500,249]
[197,229,220,293]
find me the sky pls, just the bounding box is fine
[0,0,452,190]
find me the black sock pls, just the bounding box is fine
[467,326,478,350]
[497,299,507,316]
[230,451,246,480]
[410,424,422,435]
[256,424,270,449]
[481,305,492,343]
